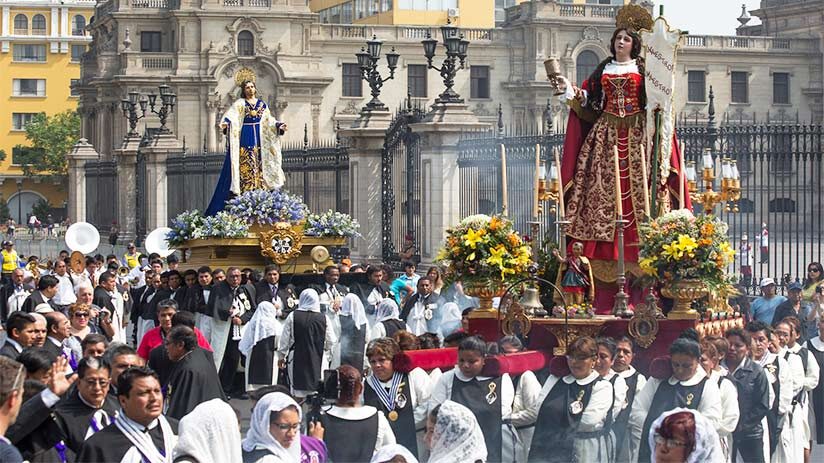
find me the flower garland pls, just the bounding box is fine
[304,210,361,237]
[225,189,309,225]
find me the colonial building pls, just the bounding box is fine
[0,0,94,222]
[77,0,822,162]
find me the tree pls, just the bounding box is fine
[14,110,80,180]
[31,199,52,219]
[0,199,10,223]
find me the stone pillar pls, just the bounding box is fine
[65,138,99,223]
[113,135,141,243]
[339,109,394,264]
[206,102,218,152]
[409,102,491,264]
[141,132,184,231]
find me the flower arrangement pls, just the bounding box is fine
[167,210,249,245]
[638,209,735,290]
[195,211,249,240]
[435,214,532,287]
[304,210,361,237]
[166,210,205,246]
[551,303,595,319]
[225,189,309,225]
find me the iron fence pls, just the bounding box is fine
[83,160,117,233]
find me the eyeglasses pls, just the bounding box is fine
[271,422,300,431]
[83,378,110,387]
[809,268,820,273]
[654,434,688,449]
[73,312,90,318]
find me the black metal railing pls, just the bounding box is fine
[84,160,118,232]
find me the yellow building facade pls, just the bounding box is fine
[0,0,93,223]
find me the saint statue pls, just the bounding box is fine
[558,6,689,302]
[205,70,287,215]
[553,242,595,306]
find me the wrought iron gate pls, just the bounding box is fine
[381,101,425,268]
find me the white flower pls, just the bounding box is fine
[657,209,694,224]
[460,214,492,227]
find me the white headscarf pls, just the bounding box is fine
[239,301,283,356]
[375,298,400,322]
[428,400,487,463]
[242,392,302,462]
[370,444,419,463]
[439,302,462,337]
[172,399,242,463]
[648,407,724,463]
[298,289,321,313]
[340,293,368,330]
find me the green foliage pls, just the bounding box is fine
[16,110,80,179]
[0,200,10,223]
[31,199,52,219]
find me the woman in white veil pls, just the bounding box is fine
[425,400,487,463]
[173,398,242,463]
[370,298,405,340]
[239,301,283,392]
[648,407,724,463]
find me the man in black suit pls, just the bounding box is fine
[313,265,349,310]
[254,264,295,317]
[42,312,73,368]
[0,268,29,322]
[93,272,125,342]
[0,312,38,360]
[20,275,58,313]
[357,266,394,324]
[400,277,444,336]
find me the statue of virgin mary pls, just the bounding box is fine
[205,69,286,215]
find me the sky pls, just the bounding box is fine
[653,0,762,36]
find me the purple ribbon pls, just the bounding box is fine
[55,440,68,463]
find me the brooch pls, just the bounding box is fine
[569,390,585,415]
[486,382,498,405]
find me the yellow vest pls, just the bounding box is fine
[2,249,18,272]
[124,252,142,269]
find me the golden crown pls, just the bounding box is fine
[234,67,257,87]
[615,4,654,33]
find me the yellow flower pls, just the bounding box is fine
[489,216,503,232]
[513,248,531,267]
[639,257,657,275]
[718,241,735,263]
[486,244,507,269]
[507,233,521,247]
[463,228,486,249]
[700,223,715,237]
[662,234,698,259]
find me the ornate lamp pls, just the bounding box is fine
[421,19,470,104]
[356,35,399,112]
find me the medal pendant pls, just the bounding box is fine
[288,298,297,308]
[685,392,694,406]
[485,382,498,405]
[396,392,407,409]
[424,309,433,320]
[388,410,399,421]
[569,400,584,415]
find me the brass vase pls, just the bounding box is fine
[660,279,707,320]
[463,280,505,317]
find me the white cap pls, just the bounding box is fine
[34,303,54,314]
[760,277,775,287]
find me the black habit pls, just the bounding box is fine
[165,347,225,420]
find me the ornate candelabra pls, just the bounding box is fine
[148,84,177,134]
[421,19,469,104]
[612,218,633,318]
[686,148,741,213]
[356,35,399,112]
[538,161,559,214]
[120,91,148,136]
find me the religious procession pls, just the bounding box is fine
[1,1,823,463]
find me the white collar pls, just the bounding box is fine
[601,369,617,381]
[667,367,707,386]
[754,351,777,367]
[563,370,600,385]
[453,367,491,382]
[616,365,638,379]
[39,291,50,302]
[722,357,750,374]
[788,343,802,354]
[326,405,378,420]
[78,391,104,409]
[810,337,824,351]
[47,336,63,347]
[5,338,22,353]
[119,412,159,431]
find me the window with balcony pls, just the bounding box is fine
[31,15,46,35]
[470,66,490,99]
[342,63,362,97]
[13,79,45,97]
[773,72,790,104]
[13,14,27,35]
[13,44,46,63]
[731,71,749,103]
[341,2,354,23]
[237,31,254,56]
[12,113,39,131]
[408,64,427,98]
[576,50,600,85]
[140,31,162,52]
[72,15,86,36]
[687,70,706,102]
[71,44,86,63]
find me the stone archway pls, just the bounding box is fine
[8,190,47,224]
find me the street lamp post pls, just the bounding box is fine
[422,19,469,104]
[15,180,22,226]
[120,84,177,135]
[357,35,399,112]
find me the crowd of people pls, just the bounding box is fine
[0,243,821,463]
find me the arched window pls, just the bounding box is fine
[576,50,600,85]
[31,14,46,34]
[237,31,254,57]
[72,15,86,36]
[13,14,28,34]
